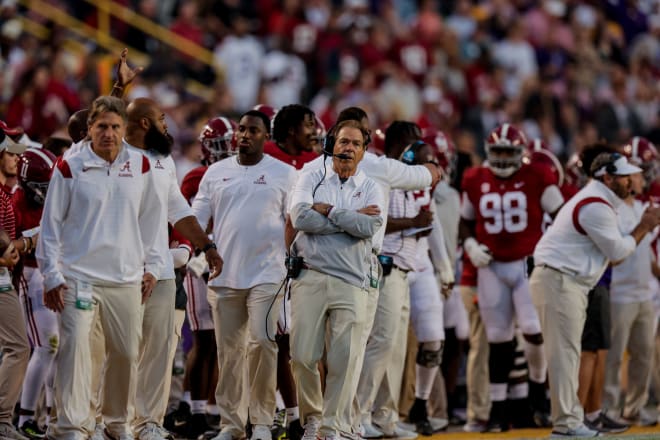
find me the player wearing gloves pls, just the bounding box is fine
[459,124,564,432]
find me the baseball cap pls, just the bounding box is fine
[592,153,642,177]
[0,130,27,155]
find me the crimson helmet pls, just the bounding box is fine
[527,138,548,152]
[18,148,56,205]
[312,115,327,148]
[252,104,278,135]
[199,117,237,164]
[621,136,658,184]
[564,153,587,189]
[485,124,527,178]
[526,147,564,186]
[422,127,455,177]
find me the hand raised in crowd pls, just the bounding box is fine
[206,248,224,280]
[141,272,157,304]
[43,284,67,313]
[357,205,381,216]
[116,48,143,88]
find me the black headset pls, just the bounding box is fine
[605,152,622,175]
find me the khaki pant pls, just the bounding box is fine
[166,309,186,411]
[372,276,410,428]
[50,279,142,440]
[530,267,589,432]
[652,323,660,410]
[90,305,105,424]
[209,283,281,436]
[290,270,367,437]
[460,285,490,422]
[602,300,655,417]
[0,289,30,424]
[356,268,408,427]
[398,325,418,419]
[134,279,176,432]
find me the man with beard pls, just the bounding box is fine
[530,152,660,438]
[124,97,224,440]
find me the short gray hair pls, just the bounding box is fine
[87,96,127,126]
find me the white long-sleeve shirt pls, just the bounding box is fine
[193,155,297,289]
[611,199,656,303]
[37,142,163,291]
[126,144,193,280]
[302,152,431,252]
[290,167,384,289]
[534,179,636,288]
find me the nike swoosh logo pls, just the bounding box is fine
[514,182,524,189]
[174,420,187,427]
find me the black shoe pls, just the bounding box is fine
[271,409,287,440]
[533,410,552,428]
[407,398,433,436]
[288,419,303,440]
[20,420,46,439]
[184,413,214,439]
[482,401,509,433]
[591,413,629,434]
[164,401,192,434]
[206,414,221,430]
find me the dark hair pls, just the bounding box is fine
[384,121,421,156]
[337,106,368,124]
[272,104,314,144]
[580,142,616,177]
[239,110,271,134]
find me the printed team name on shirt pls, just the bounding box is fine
[353,191,362,199]
[254,175,267,185]
[154,159,165,169]
[118,160,133,177]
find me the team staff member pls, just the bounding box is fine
[37,96,163,440]
[531,152,660,438]
[193,110,297,440]
[124,98,222,440]
[289,120,384,440]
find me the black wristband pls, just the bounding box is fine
[201,242,217,253]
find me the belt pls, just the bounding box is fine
[537,263,578,277]
[392,264,411,274]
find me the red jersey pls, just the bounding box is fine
[264,142,318,170]
[180,166,208,204]
[0,186,16,241]
[461,163,558,262]
[12,188,42,267]
[460,253,477,287]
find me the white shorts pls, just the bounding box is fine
[184,272,214,331]
[477,259,541,343]
[409,269,445,342]
[19,266,59,349]
[443,283,469,340]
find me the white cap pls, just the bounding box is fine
[0,131,27,155]
[593,155,642,177]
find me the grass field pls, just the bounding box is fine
[431,425,660,439]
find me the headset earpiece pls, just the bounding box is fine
[606,152,621,175]
[323,128,336,157]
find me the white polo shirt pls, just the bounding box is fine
[193,154,297,290]
[534,179,636,288]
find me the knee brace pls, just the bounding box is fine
[489,340,516,384]
[416,341,444,368]
[523,332,543,345]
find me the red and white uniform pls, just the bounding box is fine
[13,188,57,348]
[461,163,564,342]
[264,142,318,171]
[180,165,214,332]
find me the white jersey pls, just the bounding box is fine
[214,35,264,112]
[302,152,431,252]
[611,199,656,303]
[433,181,460,266]
[126,144,193,280]
[381,189,420,271]
[193,155,297,289]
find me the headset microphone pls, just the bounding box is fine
[334,153,351,160]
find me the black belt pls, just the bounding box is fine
[537,263,577,277]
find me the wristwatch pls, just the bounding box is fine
[201,242,217,253]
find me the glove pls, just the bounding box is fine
[464,237,492,268]
[186,253,209,278]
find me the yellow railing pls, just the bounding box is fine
[16,0,218,99]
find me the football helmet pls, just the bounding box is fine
[422,127,456,177]
[485,124,527,178]
[199,116,237,164]
[313,115,327,147]
[368,127,386,156]
[252,104,278,135]
[564,153,587,189]
[18,148,56,205]
[525,140,564,186]
[621,136,658,184]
